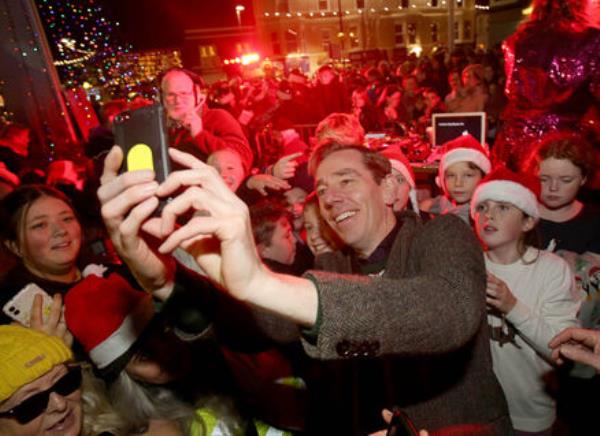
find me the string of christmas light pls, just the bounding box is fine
[259,0,472,18]
[35,0,134,93]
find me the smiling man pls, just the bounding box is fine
[98,142,512,434]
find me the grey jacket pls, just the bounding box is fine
[302,211,512,434]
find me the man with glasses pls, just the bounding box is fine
[161,68,253,177]
[0,325,82,436]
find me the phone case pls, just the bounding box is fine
[2,283,54,327]
[114,103,171,184]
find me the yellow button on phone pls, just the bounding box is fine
[127,143,154,171]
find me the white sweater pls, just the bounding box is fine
[486,247,580,432]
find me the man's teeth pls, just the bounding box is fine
[335,211,356,223]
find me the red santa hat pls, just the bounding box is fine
[470,166,541,219]
[437,134,491,191]
[380,146,419,212]
[64,273,154,376]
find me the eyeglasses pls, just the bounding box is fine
[0,367,82,424]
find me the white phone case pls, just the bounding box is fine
[2,283,54,327]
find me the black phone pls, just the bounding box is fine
[113,103,171,212]
[386,408,419,436]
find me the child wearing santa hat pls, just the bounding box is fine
[379,146,420,213]
[420,134,491,224]
[471,166,580,434]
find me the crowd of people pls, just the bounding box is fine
[0,0,598,435]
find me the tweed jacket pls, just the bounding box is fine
[302,211,512,434]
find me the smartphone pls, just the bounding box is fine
[113,103,171,210]
[386,408,419,436]
[2,283,54,327]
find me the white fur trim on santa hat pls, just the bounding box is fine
[388,159,415,189]
[470,180,539,219]
[437,148,491,189]
[88,297,154,369]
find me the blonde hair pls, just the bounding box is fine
[315,113,365,147]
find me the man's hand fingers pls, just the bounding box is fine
[159,216,219,253]
[47,294,63,330]
[119,196,160,245]
[98,168,156,205]
[558,344,600,369]
[99,145,123,185]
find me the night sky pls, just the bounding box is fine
[104,0,255,50]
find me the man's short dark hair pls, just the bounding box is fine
[308,143,391,184]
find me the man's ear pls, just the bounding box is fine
[4,240,21,258]
[382,173,397,206]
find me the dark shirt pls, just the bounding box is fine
[536,203,600,254]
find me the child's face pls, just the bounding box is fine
[444,162,483,205]
[264,217,297,265]
[538,157,585,210]
[207,148,246,192]
[303,204,332,255]
[391,168,411,212]
[473,200,535,252]
[284,187,308,231]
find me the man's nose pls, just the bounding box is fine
[549,179,559,191]
[454,176,464,187]
[47,391,69,414]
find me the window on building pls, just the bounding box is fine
[271,32,281,55]
[407,23,416,44]
[356,0,365,8]
[277,0,290,13]
[430,23,438,43]
[463,20,471,39]
[286,29,298,53]
[454,21,459,39]
[321,30,331,52]
[456,0,463,7]
[319,0,329,11]
[394,24,404,45]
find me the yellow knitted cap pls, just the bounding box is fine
[0,325,73,402]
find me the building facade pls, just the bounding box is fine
[254,0,481,69]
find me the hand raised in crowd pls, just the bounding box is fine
[246,173,291,196]
[175,102,204,137]
[486,272,517,314]
[368,409,428,436]
[270,152,303,180]
[29,294,73,348]
[549,327,600,372]
[97,145,176,299]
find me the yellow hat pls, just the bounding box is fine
[0,325,72,402]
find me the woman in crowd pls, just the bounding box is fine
[471,167,579,435]
[0,184,84,326]
[0,325,82,436]
[448,64,489,113]
[351,86,381,133]
[492,0,600,169]
[302,192,339,257]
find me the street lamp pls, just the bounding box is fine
[235,5,245,27]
